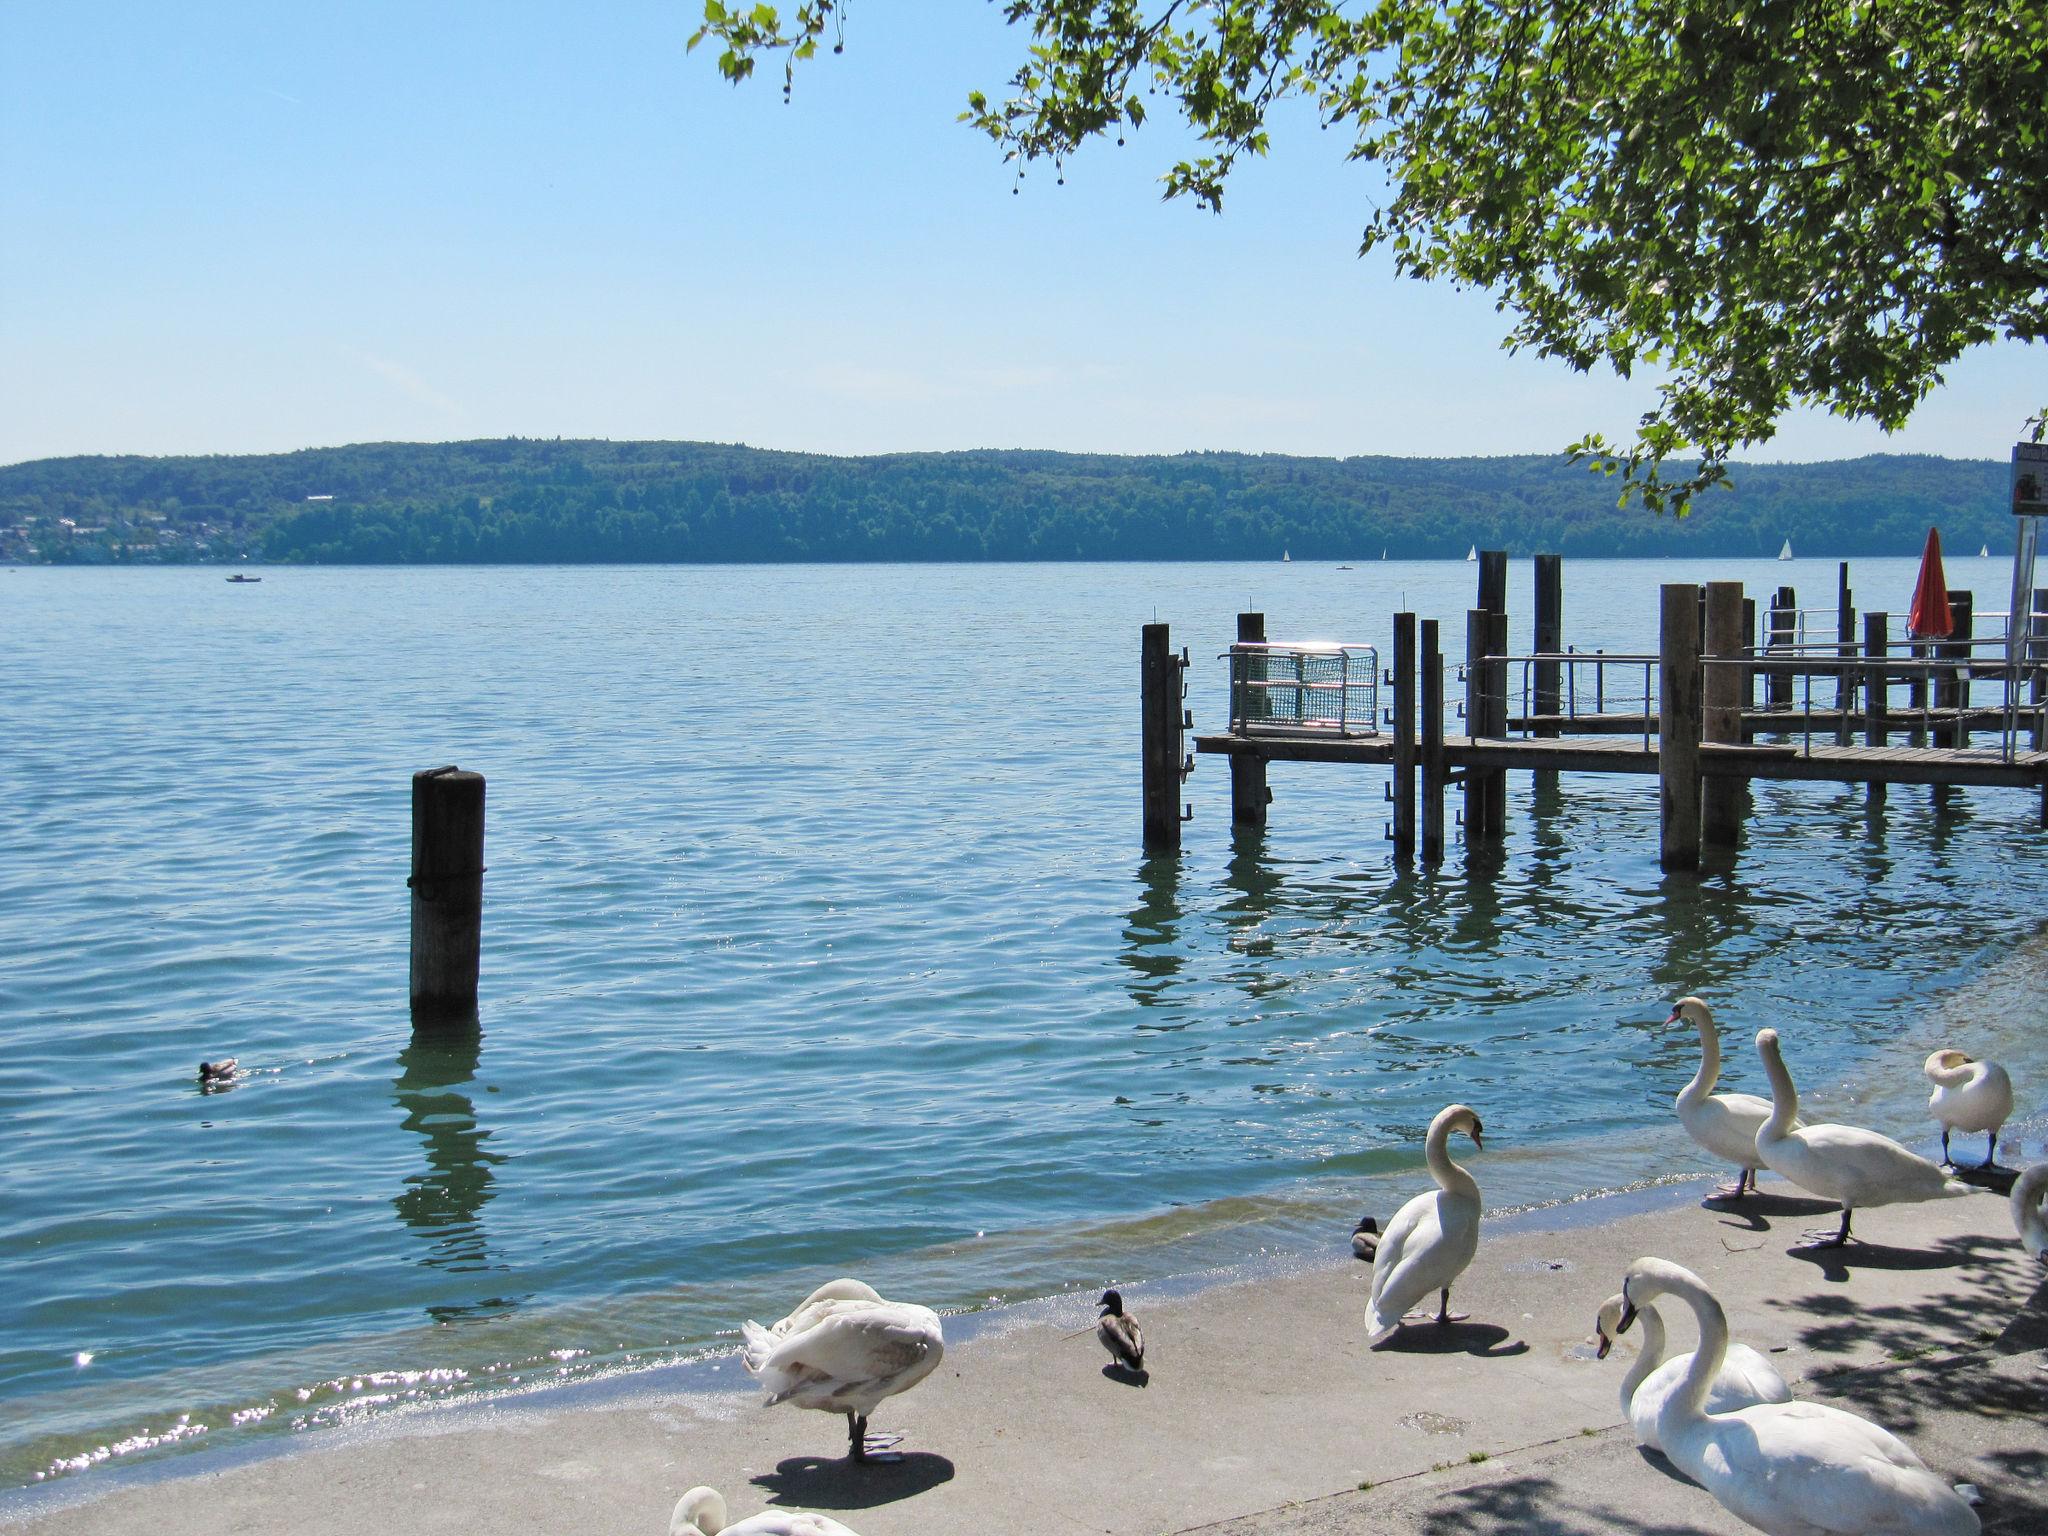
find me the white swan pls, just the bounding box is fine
[1366,1104,1484,1344]
[1754,1029,1971,1247]
[1593,1292,1790,1451]
[1670,997,1789,1198]
[1618,1258,1978,1536]
[1923,1050,2013,1170]
[670,1486,862,1536]
[2013,1163,2048,1262]
[740,1279,945,1463]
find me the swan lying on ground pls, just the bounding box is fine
[1754,1029,1971,1247]
[2013,1163,2048,1262]
[1095,1289,1145,1372]
[1593,1291,1789,1451]
[740,1279,945,1463]
[1923,1050,2013,1170]
[671,1486,863,1536]
[1618,1257,1978,1536]
[1670,997,1787,1199]
[1366,1104,1484,1344]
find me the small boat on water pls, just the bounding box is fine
[225,573,262,583]
[1465,545,1477,562]
[1282,549,1291,563]
[1777,538,1794,561]
[1981,544,1991,557]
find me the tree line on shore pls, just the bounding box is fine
[0,438,2013,565]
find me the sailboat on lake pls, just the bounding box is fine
[1465,545,1477,562]
[1778,538,1794,560]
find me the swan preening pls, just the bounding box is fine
[670,1487,863,1536]
[1670,997,1786,1199]
[740,1279,945,1463]
[2014,1164,2048,1262]
[1096,1289,1145,1373]
[1593,1292,1789,1451]
[1754,1029,1972,1247]
[1618,1258,1979,1536]
[1923,1051,2013,1170]
[1366,1104,1484,1344]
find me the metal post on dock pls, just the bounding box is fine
[1701,581,1745,850]
[1421,618,1446,864]
[2032,587,2047,754]
[1141,622,1187,852]
[410,766,486,1020]
[1230,612,1268,829]
[1836,562,1856,745]
[1659,584,1703,871]
[1392,611,1417,861]
[1863,612,1888,809]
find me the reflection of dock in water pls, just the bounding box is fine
[393,1021,504,1283]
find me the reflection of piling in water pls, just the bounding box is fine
[1121,856,1186,1006]
[394,1019,501,1273]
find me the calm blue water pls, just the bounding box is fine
[2,556,2042,1493]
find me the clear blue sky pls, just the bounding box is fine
[2,2,2038,468]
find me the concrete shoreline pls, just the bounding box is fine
[11,1171,2043,1536]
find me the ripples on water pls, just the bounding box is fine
[1,557,2042,1492]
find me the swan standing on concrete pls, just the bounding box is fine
[740,1279,945,1464]
[671,1487,863,1536]
[1670,997,1785,1199]
[1617,1258,1978,1536]
[2013,1163,2048,1262]
[1923,1050,2013,1170]
[1754,1029,1971,1248]
[1366,1104,1485,1344]
[1593,1292,1790,1451]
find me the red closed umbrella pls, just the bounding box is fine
[1907,527,1953,640]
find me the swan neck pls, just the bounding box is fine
[1758,1036,1799,1136]
[1668,1273,1728,1420]
[1926,1060,1973,1089]
[1678,1012,1719,1103]
[1620,1303,1665,1406]
[1425,1118,1478,1198]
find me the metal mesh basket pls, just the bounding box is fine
[1227,642,1380,736]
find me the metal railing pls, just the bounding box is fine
[1225,641,1381,736]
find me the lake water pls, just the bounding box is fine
[2,555,2043,1496]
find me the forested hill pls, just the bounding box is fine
[0,439,2012,565]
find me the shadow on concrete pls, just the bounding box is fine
[1373,1321,1529,1358]
[1707,1190,1839,1233]
[1102,1362,1150,1388]
[752,1452,954,1510]
[1786,1230,1994,1284]
[1409,1473,1728,1535]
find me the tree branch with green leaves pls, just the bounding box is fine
[692,1,2047,512]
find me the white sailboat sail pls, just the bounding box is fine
[1465,545,1477,562]
[1778,538,1794,560]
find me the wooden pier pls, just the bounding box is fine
[1146,559,2048,870]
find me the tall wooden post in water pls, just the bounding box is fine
[1421,618,1446,864]
[1659,585,1703,871]
[1141,623,1187,852]
[1863,611,1889,809]
[1932,592,1972,811]
[1701,582,1745,850]
[1231,612,1269,829]
[411,766,485,1018]
[1391,611,1417,861]
[1836,563,1856,744]
[1533,555,1563,769]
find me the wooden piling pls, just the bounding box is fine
[410,766,486,1019]
[1533,554,1563,731]
[1767,586,1797,713]
[1230,612,1269,829]
[1483,608,1509,840]
[1421,618,1445,864]
[1141,623,1185,851]
[1477,549,1508,618]
[1392,611,1417,861]
[1701,581,1745,849]
[1464,609,1487,842]
[1863,611,1888,809]
[1932,592,1972,811]
[2031,587,2047,753]
[1741,596,1758,738]
[1659,584,1703,871]
[1835,562,1856,744]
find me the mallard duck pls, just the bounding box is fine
[1365,1104,1484,1343]
[1351,1215,1380,1261]
[740,1279,944,1463]
[670,1486,862,1536]
[1618,1258,1978,1536]
[1923,1051,2013,1170]
[1754,1030,1971,1247]
[1095,1289,1144,1372]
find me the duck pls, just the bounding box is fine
[1753,1029,1971,1247]
[197,1058,239,1087]
[1617,1257,1979,1536]
[1366,1104,1485,1344]
[670,1486,862,1536]
[1592,1291,1790,1451]
[1095,1289,1145,1373]
[1670,997,1788,1199]
[1351,1215,1380,1261]
[740,1279,945,1463]
[1923,1051,2013,1170]
[2013,1163,2048,1262]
